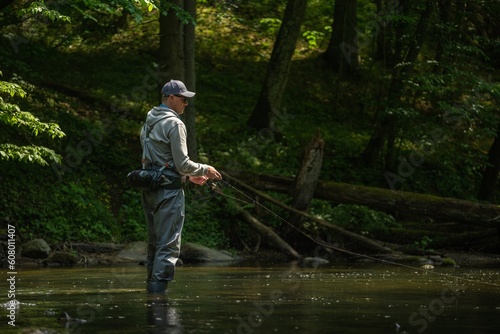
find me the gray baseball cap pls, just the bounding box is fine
[161,80,196,97]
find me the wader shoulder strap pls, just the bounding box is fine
[141,115,169,170]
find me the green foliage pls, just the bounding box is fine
[13,0,157,47]
[326,204,401,239]
[0,72,65,166]
[18,1,71,22]
[0,161,116,244]
[215,133,295,176]
[414,235,433,252]
[0,144,61,165]
[0,80,26,98]
[302,30,325,49]
[59,181,115,241]
[159,1,194,25]
[117,190,147,242]
[0,110,65,138]
[183,187,230,249]
[54,0,157,22]
[258,17,282,36]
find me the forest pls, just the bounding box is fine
[1,0,499,260]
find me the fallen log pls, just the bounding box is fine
[220,171,394,254]
[237,207,301,260]
[240,172,500,228]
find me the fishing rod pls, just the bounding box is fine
[205,174,500,288]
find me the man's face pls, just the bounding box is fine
[170,95,188,115]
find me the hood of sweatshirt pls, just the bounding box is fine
[145,106,179,128]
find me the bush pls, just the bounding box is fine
[327,204,401,239]
[182,185,231,250]
[117,190,147,243]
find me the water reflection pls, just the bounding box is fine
[145,295,182,334]
[2,264,500,333]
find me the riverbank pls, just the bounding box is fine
[6,240,500,269]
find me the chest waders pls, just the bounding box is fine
[141,115,184,294]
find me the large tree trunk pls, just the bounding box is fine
[240,172,500,229]
[158,1,198,159]
[158,0,184,89]
[246,0,308,131]
[322,0,359,73]
[183,0,198,160]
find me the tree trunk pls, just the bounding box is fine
[239,172,500,229]
[374,0,389,64]
[183,0,198,160]
[158,0,184,90]
[389,0,411,67]
[322,0,359,73]
[289,129,324,224]
[434,0,453,67]
[404,0,434,65]
[478,124,500,203]
[362,0,434,170]
[361,114,393,166]
[246,0,308,131]
[361,0,409,167]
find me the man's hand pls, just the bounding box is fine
[206,166,222,180]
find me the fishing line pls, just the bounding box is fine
[208,177,500,288]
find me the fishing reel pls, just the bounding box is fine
[206,180,218,192]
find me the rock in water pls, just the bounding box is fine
[21,239,51,259]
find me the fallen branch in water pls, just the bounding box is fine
[237,205,301,260]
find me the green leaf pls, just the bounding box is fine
[0,144,62,165]
[1,70,65,166]
[18,0,71,22]
[0,81,26,97]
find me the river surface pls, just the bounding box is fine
[1,262,500,333]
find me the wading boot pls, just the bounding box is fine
[146,265,153,282]
[147,281,168,294]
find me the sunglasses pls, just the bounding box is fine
[173,95,187,103]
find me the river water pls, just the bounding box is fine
[2,262,500,333]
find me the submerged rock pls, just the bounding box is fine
[180,242,234,263]
[115,241,147,262]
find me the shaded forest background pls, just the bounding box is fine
[1,0,500,257]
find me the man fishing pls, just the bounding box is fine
[140,79,222,294]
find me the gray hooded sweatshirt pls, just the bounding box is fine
[140,105,208,176]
